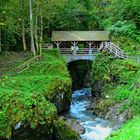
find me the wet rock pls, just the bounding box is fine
[92,80,104,97]
[66,119,85,134]
[80,90,83,94]
[105,101,131,123]
[83,70,92,87]
[53,92,71,113]
[11,123,54,140]
[90,98,131,124]
[54,117,81,140]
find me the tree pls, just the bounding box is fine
[20,0,27,51]
[29,0,35,55]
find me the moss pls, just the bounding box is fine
[54,119,80,140]
[0,50,72,139]
[0,89,57,139]
[95,99,115,115]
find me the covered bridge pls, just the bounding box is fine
[51,31,110,49]
[45,31,127,63]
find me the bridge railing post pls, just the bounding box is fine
[89,48,92,55]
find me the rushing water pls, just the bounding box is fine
[65,88,116,140]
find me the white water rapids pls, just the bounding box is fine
[65,88,116,140]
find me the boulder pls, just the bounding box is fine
[66,119,85,134]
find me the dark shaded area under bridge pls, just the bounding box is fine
[67,60,93,90]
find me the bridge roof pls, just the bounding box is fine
[52,31,110,42]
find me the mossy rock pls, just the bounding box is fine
[54,118,81,140]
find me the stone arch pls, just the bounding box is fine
[66,55,96,64]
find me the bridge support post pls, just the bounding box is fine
[71,41,78,55]
[87,41,94,55]
[54,41,62,50]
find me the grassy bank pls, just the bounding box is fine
[0,50,74,139]
[92,52,140,139]
[107,117,140,140]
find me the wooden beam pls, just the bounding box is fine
[71,41,78,47]
[71,41,78,55]
[87,42,94,54]
[54,41,62,49]
[87,41,94,49]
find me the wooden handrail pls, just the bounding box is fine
[0,44,42,78]
[59,48,99,55]
[16,56,39,74]
[100,42,127,59]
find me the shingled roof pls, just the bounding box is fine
[52,31,110,42]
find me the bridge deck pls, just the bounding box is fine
[42,41,127,63]
[42,47,99,63]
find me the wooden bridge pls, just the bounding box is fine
[49,31,127,63]
[59,48,98,63]
[42,41,127,63]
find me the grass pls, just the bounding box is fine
[0,49,72,138]
[107,117,140,140]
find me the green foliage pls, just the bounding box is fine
[92,53,140,85]
[92,53,140,139]
[111,36,140,55]
[109,21,138,38]
[0,89,56,138]
[112,86,131,102]
[92,52,140,115]
[107,117,140,140]
[0,50,72,138]
[92,53,112,82]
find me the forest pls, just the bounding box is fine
[0,0,140,140]
[0,0,140,53]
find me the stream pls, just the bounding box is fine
[65,88,116,140]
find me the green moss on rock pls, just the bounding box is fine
[54,118,81,140]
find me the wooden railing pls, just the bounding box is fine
[0,45,42,77]
[41,43,53,50]
[0,56,40,77]
[100,42,127,59]
[59,48,99,55]
[16,55,40,74]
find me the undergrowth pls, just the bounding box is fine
[92,52,140,139]
[0,49,72,139]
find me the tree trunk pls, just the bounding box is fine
[35,5,39,51]
[40,12,43,43]
[0,28,1,52]
[21,0,27,51]
[29,0,36,55]
[22,20,27,51]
